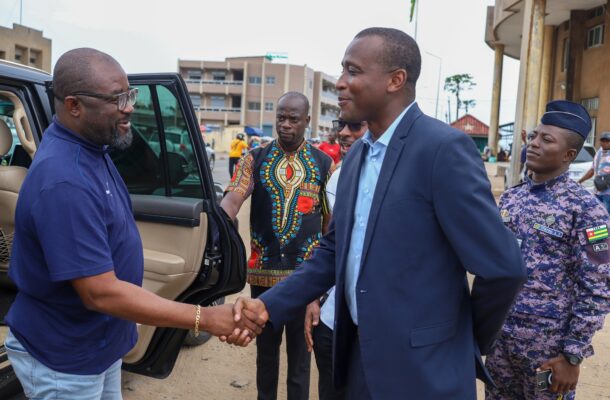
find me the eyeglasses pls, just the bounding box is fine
[70,87,138,111]
[332,120,363,132]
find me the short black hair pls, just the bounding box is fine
[565,130,585,154]
[354,27,421,89]
[52,48,121,105]
[278,92,310,114]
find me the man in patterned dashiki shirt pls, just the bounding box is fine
[221,91,333,400]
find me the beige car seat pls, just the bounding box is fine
[0,119,28,271]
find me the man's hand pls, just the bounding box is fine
[304,299,321,352]
[233,296,269,327]
[539,355,580,394]
[201,303,262,347]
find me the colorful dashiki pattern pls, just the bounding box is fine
[226,139,333,287]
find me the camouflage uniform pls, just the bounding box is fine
[485,173,610,400]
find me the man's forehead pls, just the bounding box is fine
[342,36,383,64]
[91,62,128,93]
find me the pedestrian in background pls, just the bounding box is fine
[486,100,610,400]
[228,133,248,178]
[318,129,341,165]
[579,131,610,213]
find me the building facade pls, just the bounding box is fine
[0,24,52,72]
[451,114,490,152]
[485,0,608,184]
[178,56,339,138]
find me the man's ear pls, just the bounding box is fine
[565,148,578,163]
[387,69,407,94]
[64,96,82,118]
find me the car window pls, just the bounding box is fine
[0,91,33,169]
[574,147,594,163]
[110,84,203,198]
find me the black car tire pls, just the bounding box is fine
[182,297,225,347]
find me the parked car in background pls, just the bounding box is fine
[0,60,246,397]
[568,144,595,192]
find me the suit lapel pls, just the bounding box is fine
[359,104,423,269]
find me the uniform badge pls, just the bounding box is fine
[533,223,564,239]
[593,242,609,252]
[586,225,609,243]
[501,209,511,223]
[545,215,556,226]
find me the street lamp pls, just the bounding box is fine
[425,51,442,120]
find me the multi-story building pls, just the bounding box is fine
[178,56,339,138]
[484,0,608,185]
[0,23,52,72]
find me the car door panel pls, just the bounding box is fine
[118,74,246,377]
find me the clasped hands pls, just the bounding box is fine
[205,297,269,346]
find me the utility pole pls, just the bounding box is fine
[19,0,23,25]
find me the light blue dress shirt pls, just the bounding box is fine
[344,103,414,325]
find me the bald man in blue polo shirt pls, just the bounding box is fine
[4,48,259,400]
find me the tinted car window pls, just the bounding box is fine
[110,84,203,198]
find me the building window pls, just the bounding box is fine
[0,51,5,60]
[248,76,262,84]
[589,6,604,19]
[265,102,274,111]
[187,70,201,80]
[581,97,599,111]
[266,76,276,85]
[587,117,597,146]
[248,101,261,111]
[211,71,226,81]
[562,38,569,72]
[262,124,273,136]
[14,45,25,63]
[189,94,201,107]
[210,95,225,108]
[309,80,313,89]
[586,24,604,49]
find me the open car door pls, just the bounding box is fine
[113,74,246,378]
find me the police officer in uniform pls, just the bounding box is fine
[485,100,610,400]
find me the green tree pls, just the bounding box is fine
[410,0,417,21]
[444,73,476,121]
[462,99,476,114]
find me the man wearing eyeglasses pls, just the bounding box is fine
[4,48,257,400]
[304,118,367,400]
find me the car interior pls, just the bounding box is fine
[0,81,225,368]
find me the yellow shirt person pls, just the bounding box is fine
[229,134,248,178]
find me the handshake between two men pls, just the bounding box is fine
[207,297,269,346]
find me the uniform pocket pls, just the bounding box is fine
[410,319,458,347]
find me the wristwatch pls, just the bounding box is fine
[563,352,583,366]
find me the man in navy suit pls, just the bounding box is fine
[229,27,527,399]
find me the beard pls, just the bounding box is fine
[109,126,133,150]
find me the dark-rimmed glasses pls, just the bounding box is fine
[332,120,363,132]
[70,87,138,111]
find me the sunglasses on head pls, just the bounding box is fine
[332,120,363,132]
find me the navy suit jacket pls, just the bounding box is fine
[260,104,526,399]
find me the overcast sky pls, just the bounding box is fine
[1,0,521,133]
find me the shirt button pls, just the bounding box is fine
[364,188,370,194]
[371,157,377,162]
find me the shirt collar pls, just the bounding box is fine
[361,101,416,147]
[525,171,570,191]
[50,116,109,154]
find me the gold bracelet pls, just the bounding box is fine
[194,304,201,337]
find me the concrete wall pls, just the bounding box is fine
[0,24,52,72]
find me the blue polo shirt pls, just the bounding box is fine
[6,118,144,374]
